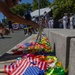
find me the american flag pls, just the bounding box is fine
[23,66,44,75]
[4,59,22,74]
[4,57,47,75]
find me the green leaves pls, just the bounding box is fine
[10,3,32,16]
[51,0,75,19]
[32,0,51,11]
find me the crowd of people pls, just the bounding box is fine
[31,12,75,29]
[51,13,75,29]
[62,13,75,29]
[0,0,75,38]
[1,10,75,38]
[21,11,75,36]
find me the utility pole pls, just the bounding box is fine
[38,0,40,23]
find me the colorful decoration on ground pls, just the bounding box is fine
[4,54,66,75]
[4,33,67,75]
[45,66,65,75]
[4,54,47,75]
[11,33,52,55]
[28,34,52,53]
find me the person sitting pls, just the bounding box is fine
[0,0,39,29]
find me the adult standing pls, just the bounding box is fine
[23,10,32,35]
[54,17,59,28]
[73,14,75,28]
[23,10,31,21]
[48,17,54,28]
[58,19,63,28]
[43,11,49,28]
[8,20,14,33]
[62,13,68,29]
[69,13,74,29]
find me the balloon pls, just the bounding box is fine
[16,44,25,48]
[31,42,36,45]
[56,62,63,68]
[24,42,31,47]
[45,66,65,75]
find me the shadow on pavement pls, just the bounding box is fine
[0,37,12,39]
[0,53,22,61]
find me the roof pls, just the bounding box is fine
[30,7,51,17]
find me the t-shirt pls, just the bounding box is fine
[24,13,31,20]
[44,13,49,20]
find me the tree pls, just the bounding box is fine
[4,3,32,25]
[51,0,75,19]
[10,3,32,16]
[32,0,38,11]
[32,0,51,11]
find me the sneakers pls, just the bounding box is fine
[24,34,28,36]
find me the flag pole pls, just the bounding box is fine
[38,0,40,22]
[38,0,42,42]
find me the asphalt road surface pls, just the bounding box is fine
[0,29,29,56]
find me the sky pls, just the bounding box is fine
[0,0,53,22]
[20,0,53,4]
